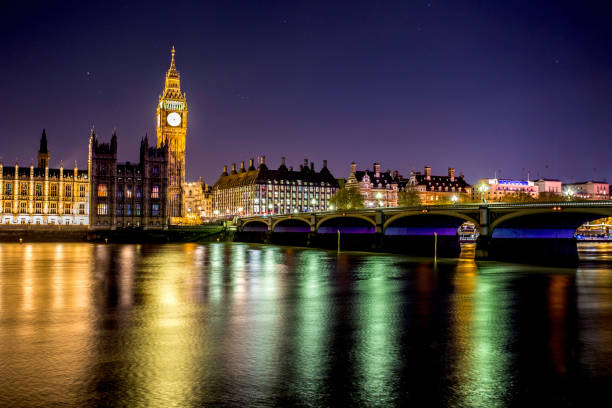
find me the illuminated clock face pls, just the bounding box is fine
[167,112,181,127]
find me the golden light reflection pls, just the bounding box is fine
[0,243,96,407]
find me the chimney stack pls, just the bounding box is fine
[223,165,228,174]
[304,158,308,169]
[448,167,455,182]
[249,158,254,169]
[374,163,381,177]
[289,166,293,171]
[310,161,314,172]
[393,170,399,179]
[351,162,356,174]
[281,157,286,166]
[240,160,245,172]
[231,163,237,174]
[425,165,431,180]
[323,159,327,168]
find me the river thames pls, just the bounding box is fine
[1,242,611,407]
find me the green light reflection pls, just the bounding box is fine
[354,255,401,406]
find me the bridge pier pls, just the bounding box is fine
[475,205,490,259]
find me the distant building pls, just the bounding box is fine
[473,178,538,201]
[534,179,562,195]
[88,130,169,229]
[0,130,89,226]
[400,166,472,204]
[201,183,213,219]
[345,162,398,207]
[183,179,212,223]
[212,157,339,217]
[564,181,609,200]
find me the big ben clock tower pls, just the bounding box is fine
[156,46,188,219]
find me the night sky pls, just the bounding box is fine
[2,0,612,184]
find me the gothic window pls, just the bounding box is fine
[50,184,58,197]
[126,185,132,198]
[20,183,27,196]
[79,185,86,197]
[4,202,11,213]
[118,185,123,198]
[49,203,57,214]
[64,203,71,215]
[117,204,122,215]
[65,185,72,198]
[136,203,141,216]
[151,185,159,199]
[35,202,42,214]
[97,184,107,197]
[79,204,86,215]
[19,202,27,213]
[4,183,11,196]
[35,184,42,197]
[152,203,160,216]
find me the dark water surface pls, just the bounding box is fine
[1,243,612,407]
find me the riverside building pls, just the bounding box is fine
[399,166,472,204]
[345,162,398,207]
[0,130,89,226]
[473,178,538,201]
[563,181,610,200]
[88,130,169,229]
[212,157,339,217]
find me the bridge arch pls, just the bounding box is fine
[490,207,612,238]
[272,217,312,232]
[316,214,376,234]
[241,219,269,232]
[383,210,480,235]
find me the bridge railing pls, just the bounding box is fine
[235,200,612,221]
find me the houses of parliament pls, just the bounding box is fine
[1,47,193,228]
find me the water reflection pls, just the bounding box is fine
[1,243,612,406]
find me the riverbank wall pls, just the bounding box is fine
[0,225,226,244]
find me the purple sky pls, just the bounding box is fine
[2,1,612,184]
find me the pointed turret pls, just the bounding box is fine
[37,129,50,168]
[162,46,183,99]
[167,45,179,79]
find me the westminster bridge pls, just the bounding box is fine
[235,201,612,265]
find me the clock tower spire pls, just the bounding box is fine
[156,45,188,220]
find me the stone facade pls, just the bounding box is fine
[88,130,169,229]
[399,166,472,204]
[156,46,188,220]
[0,130,89,226]
[212,157,339,217]
[345,162,398,207]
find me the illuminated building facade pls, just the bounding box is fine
[534,179,562,195]
[473,178,538,201]
[183,179,212,223]
[400,166,472,204]
[88,130,169,229]
[156,46,188,220]
[212,157,339,217]
[563,181,609,200]
[0,130,89,226]
[345,162,398,207]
